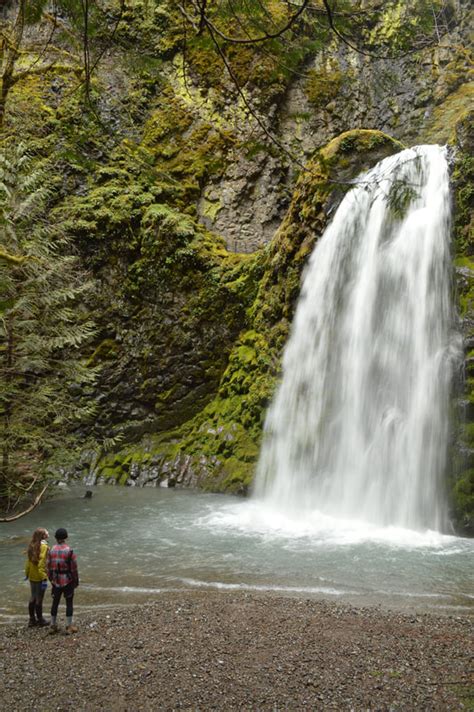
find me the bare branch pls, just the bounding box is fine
[203,20,306,172]
[0,247,28,265]
[179,0,311,44]
[89,0,126,77]
[11,62,81,85]
[321,0,442,59]
[197,0,208,35]
[0,484,48,522]
[17,3,59,76]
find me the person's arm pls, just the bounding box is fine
[46,548,53,583]
[38,542,48,580]
[70,552,79,587]
[24,557,30,579]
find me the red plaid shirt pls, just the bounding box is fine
[47,543,79,588]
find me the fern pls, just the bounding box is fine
[0,142,100,507]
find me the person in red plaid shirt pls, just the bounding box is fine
[47,528,79,634]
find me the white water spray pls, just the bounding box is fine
[254,145,461,532]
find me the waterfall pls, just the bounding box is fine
[254,145,461,532]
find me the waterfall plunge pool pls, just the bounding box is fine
[0,486,472,624]
[3,147,473,623]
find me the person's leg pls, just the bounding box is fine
[35,584,49,626]
[65,584,77,633]
[28,582,37,627]
[49,585,62,632]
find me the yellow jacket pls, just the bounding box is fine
[25,541,49,582]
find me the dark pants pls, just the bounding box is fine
[28,581,47,623]
[51,583,74,618]
[29,580,45,605]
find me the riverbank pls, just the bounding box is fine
[0,592,472,711]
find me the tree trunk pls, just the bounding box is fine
[1,317,14,492]
[0,0,25,128]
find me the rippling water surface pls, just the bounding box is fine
[0,486,472,623]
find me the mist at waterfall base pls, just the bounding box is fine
[1,146,473,622]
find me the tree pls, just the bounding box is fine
[0,140,98,514]
[0,0,125,127]
[0,0,80,127]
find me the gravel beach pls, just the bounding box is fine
[0,592,472,711]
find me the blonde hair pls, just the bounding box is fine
[27,528,49,565]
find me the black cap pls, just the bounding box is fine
[55,528,68,541]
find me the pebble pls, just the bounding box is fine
[0,591,472,711]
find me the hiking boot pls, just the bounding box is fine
[65,625,78,635]
[35,604,48,627]
[28,602,36,627]
[48,624,58,635]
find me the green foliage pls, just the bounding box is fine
[386,178,419,220]
[24,0,49,24]
[451,118,474,533]
[305,62,343,107]
[115,1,183,57]
[365,0,447,52]
[452,119,474,256]
[0,142,99,508]
[451,469,474,535]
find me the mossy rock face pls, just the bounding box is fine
[87,212,259,439]
[250,130,404,332]
[96,130,403,493]
[451,110,474,535]
[305,61,344,107]
[4,0,472,526]
[422,84,474,145]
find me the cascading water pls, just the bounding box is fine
[254,145,461,532]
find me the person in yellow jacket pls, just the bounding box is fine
[25,527,50,627]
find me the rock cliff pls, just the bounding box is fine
[1,0,472,532]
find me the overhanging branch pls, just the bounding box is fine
[178,0,311,44]
[0,484,48,522]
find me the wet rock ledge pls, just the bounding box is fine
[0,592,472,711]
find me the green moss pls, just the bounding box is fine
[459,423,474,448]
[452,143,474,257]
[118,129,404,494]
[305,62,343,107]
[220,457,254,493]
[365,1,445,52]
[88,339,120,365]
[451,112,474,534]
[328,129,403,158]
[100,465,124,482]
[200,195,222,221]
[451,470,474,534]
[422,85,474,145]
